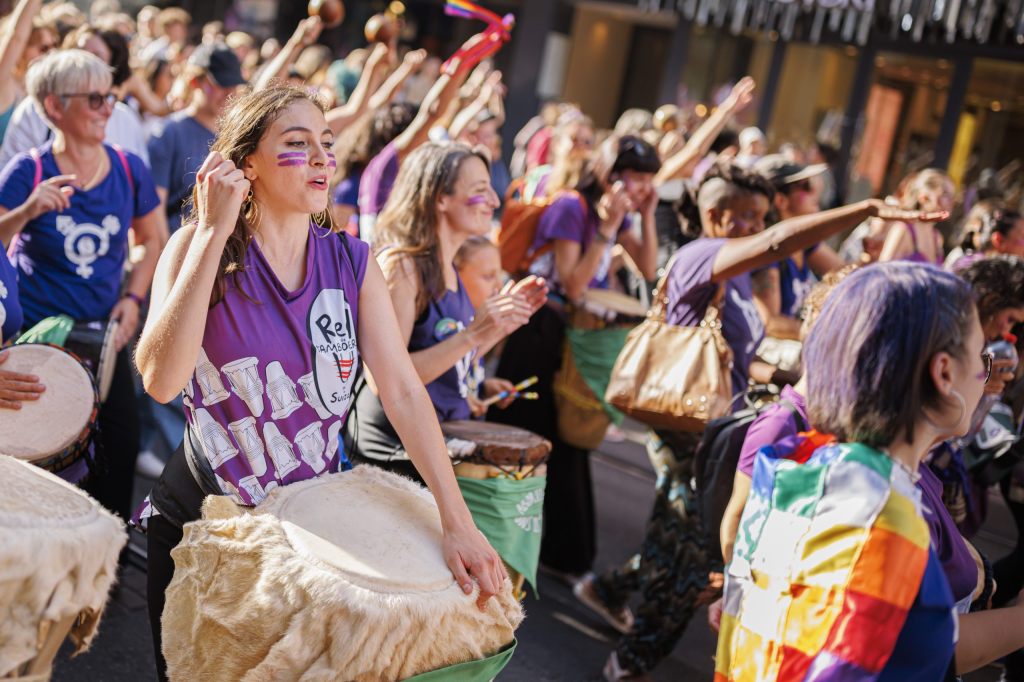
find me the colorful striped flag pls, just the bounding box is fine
[715,432,955,681]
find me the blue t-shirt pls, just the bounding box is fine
[407,276,476,422]
[0,245,21,340]
[0,143,160,326]
[147,112,215,233]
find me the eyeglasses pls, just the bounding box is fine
[981,350,994,384]
[59,91,117,110]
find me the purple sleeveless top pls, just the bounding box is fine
[184,227,369,506]
[903,222,944,266]
[408,276,476,421]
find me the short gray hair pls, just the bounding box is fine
[26,49,112,126]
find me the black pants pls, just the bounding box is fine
[993,475,1024,680]
[144,441,206,682]
[82,348,139,523]
[489,305,597,575]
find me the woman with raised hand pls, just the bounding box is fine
[133,86,506,682]
[345,142,546,476]
[879,168,954,264]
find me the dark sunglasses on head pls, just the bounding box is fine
[981,350,994,384]
[60,91,117,110]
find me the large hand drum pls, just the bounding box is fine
[0,344,98,482]
[0,456,126,679]
[442,420,551,479]
[162,466,522,681]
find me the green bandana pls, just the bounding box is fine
[403,639,517,681]
[457,476,546,596]
[15,314,75,346]
[565,326,631,424]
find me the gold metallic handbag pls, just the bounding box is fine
[604,279,733,432]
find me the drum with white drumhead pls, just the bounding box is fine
[0,344,98,482]
[162,466,522,681]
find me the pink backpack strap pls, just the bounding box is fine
[111,144,133,194]
[29,147,41,189]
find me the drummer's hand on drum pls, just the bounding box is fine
[195,151,250,240]
[0,350,45,409]
[506,275,548,315]
[442,522,508,611]
[25,174,76,218]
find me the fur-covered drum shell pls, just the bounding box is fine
[162,466,523,681]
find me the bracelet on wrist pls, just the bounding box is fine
[123,292,145,307]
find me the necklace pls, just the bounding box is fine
[881,448,922,483]
[56,150,107,191]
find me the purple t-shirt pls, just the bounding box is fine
[919,462,978,608]
[665,238,765,396]
[357,142,399,238]
[527,193,630,294]
[408,276,476,421]
[183,228,369,507]
[737,385,807,477]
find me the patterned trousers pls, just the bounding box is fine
[593,429,713,675]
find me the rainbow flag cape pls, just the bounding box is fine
[715,433,952,681]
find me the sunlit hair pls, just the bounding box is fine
[27,48,112,128]
[675,161,774,238]
[184,83,327,306]
[805,262,976,447]
[374,142,490,314]
[454,235,497,270]
[901,168,953,211]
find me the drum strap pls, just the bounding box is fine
[182,423,226,497]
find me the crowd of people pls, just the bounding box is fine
[2,1,1024,680]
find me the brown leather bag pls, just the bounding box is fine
[604,279,733,432]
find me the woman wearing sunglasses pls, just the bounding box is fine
[0,49,165,522]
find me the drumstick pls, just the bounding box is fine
[480,376,537,406]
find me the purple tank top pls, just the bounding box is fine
[904,222,944,266]
[184,227,369,506]
[408,275,476,421]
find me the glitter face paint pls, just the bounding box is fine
[466,195,488,206]
[327,152,337,169]
[277,152,307,167]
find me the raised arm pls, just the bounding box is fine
[393,32,501,163]
[357,255,505,609]
[252,17,323,92]
[0,0,44,112]
[366,48,426,111]
[449,70,502,141]
[710,200,947,283]
[136,152,248,402]
[326,43,391,135]
[655,77,755,185]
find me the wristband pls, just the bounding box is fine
[123,291,145,307]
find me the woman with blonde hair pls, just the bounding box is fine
[879,168,954,264]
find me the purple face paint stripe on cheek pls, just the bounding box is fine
[277,159,307,167]
[277,152,307,159]
[466,195,488,206]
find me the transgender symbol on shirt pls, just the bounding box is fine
[56,214,121,279]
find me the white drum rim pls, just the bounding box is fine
[0,344,96,462]
[95,318,119,402]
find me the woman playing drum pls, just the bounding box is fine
[345,142,546,476]
[134,85,507,681]
[0,49,165,517]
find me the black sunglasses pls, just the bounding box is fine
[981,350,994,384]
[60,91,117,110]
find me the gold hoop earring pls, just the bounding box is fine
[244,188,261,230]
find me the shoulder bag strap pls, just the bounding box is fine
[779,398,809,432]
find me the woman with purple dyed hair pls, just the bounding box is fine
[716,262,1024,681]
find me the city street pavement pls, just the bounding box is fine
[52,422,1012,681]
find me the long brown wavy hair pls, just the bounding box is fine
[374,142,489,315]
[185,83,328,306]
